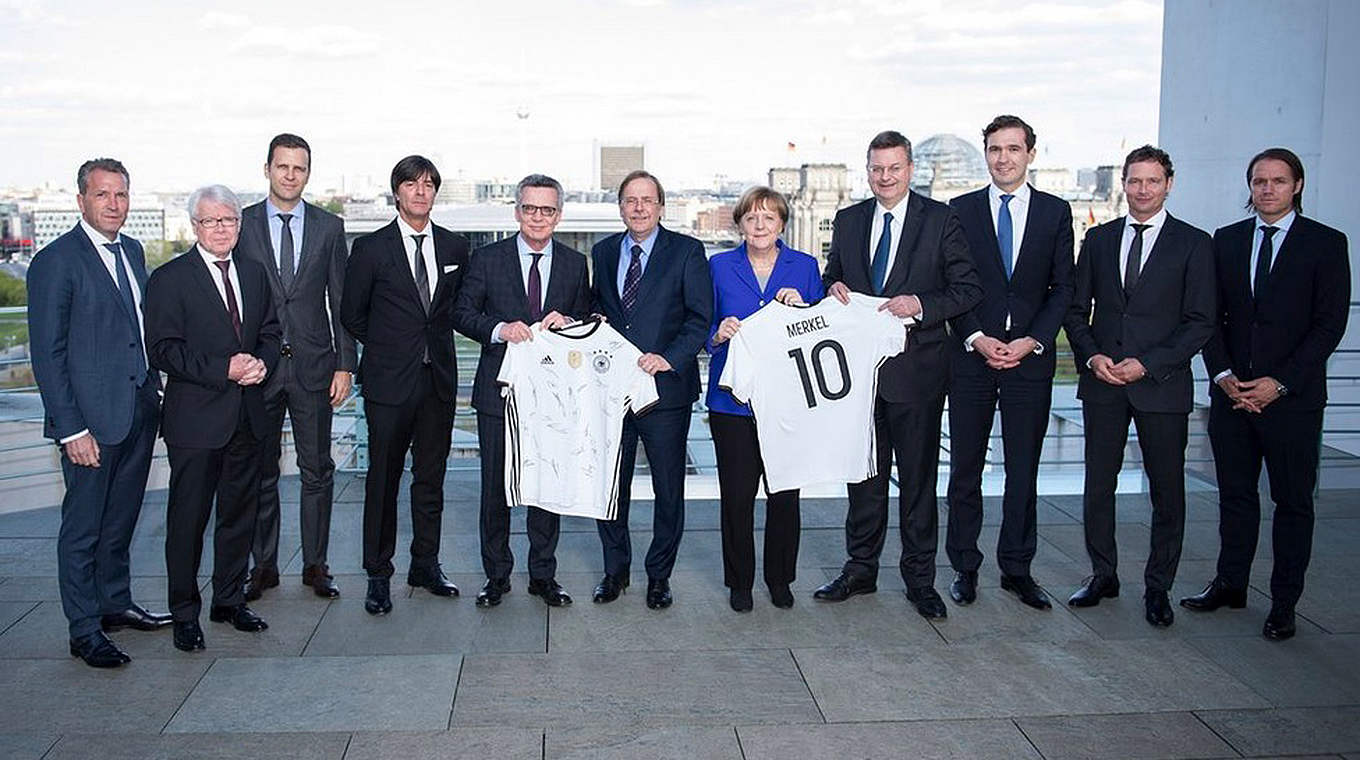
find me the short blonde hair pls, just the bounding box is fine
[732,186,789,228]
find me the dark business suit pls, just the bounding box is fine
[1202,214,1349,609]
[340,220,469,579]
[1063,213,1214,592]
[27,224,161,639]
[591,225,713,581]
[236,200,356,577]
[945,186,1074,576]
[452,235,592,581]
[823,193,983,587]
[144,247,282,622]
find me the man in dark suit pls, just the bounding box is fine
[815,130,983,619]
[1063,145,1215,628]
[590,170,713,609]
[27,158,170,667]
[237,133,356,601]
[145,184,282,651]
[945,116,1074,611]
[340,155,470,616]
[1181,148,1350,640]
[453,173,592,608]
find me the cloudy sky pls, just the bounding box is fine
[1,0,1163,194]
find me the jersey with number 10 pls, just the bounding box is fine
[717,292,908,492]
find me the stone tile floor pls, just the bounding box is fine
[0,473,1356,759]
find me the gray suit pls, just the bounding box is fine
[236,199,356,575]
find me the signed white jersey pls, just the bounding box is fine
[718,293,908,492]
[499,319,659,519]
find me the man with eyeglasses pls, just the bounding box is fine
[452,173,592,608]
[589,169,713,609]
[144,185,282,652]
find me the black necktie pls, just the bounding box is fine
[213,259,242,343]
[527,252,544,322]
[1124,223,1150,297]
[278,213,295,290]
[621,244,643,313]
[104,242,147,383]
[412,234,430,313]
[1254,225,1279,304]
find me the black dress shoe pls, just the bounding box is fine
[906,586,948,619]
[528,578,573,607]
[949,570,978,604]
[209,604,269,632]
[729,588,753,612]
[1263,608,1296,641]
[592,573,629,603]
[1180,578,1247,612]
[476,577,511,607]
[303,564,341,599]
[101,603,173,632]
[365,577,393,615]
[769,584,794,609]
[813,572,877,602]
[645,577,673,609]
[69,630,131,668]
[1068,575,1120,607]
[1144,589,1174,627]
[244,566,280,602]
[172,620,205,652]
[407,566,459,597]
[1001,574,1052,610]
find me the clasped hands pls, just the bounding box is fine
[972,335,1038,370]
[228,353,268,386]
[1089,354,1147,386]
[1216,373,1281,413]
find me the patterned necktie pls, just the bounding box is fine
[1254,225,1279,304]
[871,211,893,294]
[527,252,544,322]
[412,234,430,313]
[621,244,643,313]
[278,213,295,290]
[213,259,242,343]
[1124,223,1150,297]
[997,194,1014,279]
[104,242,147,382]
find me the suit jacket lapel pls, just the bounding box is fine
[971,190,1007,280]
[189,248,242,346]
[541,240,571,312]
[387,221,426,311]
[1126,217,1172,303]
[1012,190,1040,280]
[733,244,764,299]
[245,204,286,296]
[630,227,670,308]
[75,229,138,325]
[600,234,623,309]
[882,193,925,293]
[289,202,326,295]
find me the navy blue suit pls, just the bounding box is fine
[28,224,160,639]
[590,225,713,580]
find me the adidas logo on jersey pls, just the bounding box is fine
[540,355,555,365]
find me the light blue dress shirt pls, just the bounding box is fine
[265,198,306,271]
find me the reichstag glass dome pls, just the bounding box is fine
[909,134,989,193]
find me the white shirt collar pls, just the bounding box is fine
[196,244,232,266]
[1255,210,1295,232]
[517,233,553,257]
[396,214,431,239]
[989,182,1031,205]
[79,218,120,248]
[874,193,910,220]
[1125,207,1168,231]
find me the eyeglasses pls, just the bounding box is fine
[622,197,659,208]
[194,216,240,230]
[519,204,559,218]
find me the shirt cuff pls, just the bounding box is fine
[963,331,984,351]
[1213,370,1233,383]
[1085,356,1096,369]
[1030,338,1044,355]
[60,429,90,445]
[491,322,507,344]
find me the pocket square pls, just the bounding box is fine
[442,264,459,274]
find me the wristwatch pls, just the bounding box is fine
[1275,383,1289,397]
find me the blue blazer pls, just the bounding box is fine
[27,224,158,444]
[705,241,824,415]
[591,225,713,410]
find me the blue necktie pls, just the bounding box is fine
[104,242,147,383]
[871,211,893,294]
[997,194,1014,279]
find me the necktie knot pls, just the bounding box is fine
[213,259,230,275]
[413,233,427,252]
[1261,225,1279,237]
[277,213,293,225]
[883,211,893,226]
[1132,223,1151,234]
[1000,194,1014,206]
[103,242,123,256]
[630,244,643,260]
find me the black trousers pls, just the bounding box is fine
[597,405,691,581]
[946,369,1052,576]
[58,378,159,638]
[1081,397,1187,592]
[165,406,261,622]
[252,358,336,574]
[361,366,452,579]
[709,412,800,591]
[844,394,946,588]
[477,411,560,581]
[1209,395,1322,610]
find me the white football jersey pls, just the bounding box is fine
[718,292,909,492]
[498,319,660,519]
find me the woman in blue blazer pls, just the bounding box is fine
[706,186,824,612]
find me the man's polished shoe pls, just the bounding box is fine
[303,564,341,599]
[730,588,753,613]
[209,604,269,632]
[645,577,673,609]
[949,570,978,604]
[172,620,205,652]
[592,573,629,603]
[1180,578,1247,612]
[906,586,948,619]
[407,565,459,597]
[1263,608,1297,641]
[365,577,392,615]
[243,565,280,602]
[101,603,172,632]
[69,630,131,668]
[1144,589,1174,628]
[1068,575,1120,607]
[1001,574,1052,610]
[813,572,877,602]
[769,584,795,609]
[528,578,573,607]
[476,577,511,608]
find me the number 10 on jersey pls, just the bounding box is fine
[787,339,852,408]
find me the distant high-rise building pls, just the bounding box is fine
[768,163,850,263]
[32,206,165,250]
[598,144,645,193]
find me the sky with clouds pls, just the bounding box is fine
[0,0,1163,194]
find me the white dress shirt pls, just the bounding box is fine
[493,234,555,343]
[1119,207,1168,281]
[396,215,439,300]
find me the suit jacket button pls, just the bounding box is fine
[1115,340,1123,347]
